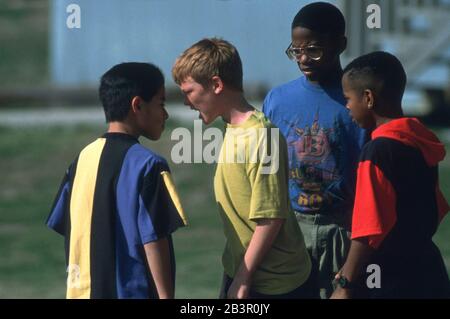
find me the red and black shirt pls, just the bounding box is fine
[351,118,450,297]
[351,118,449,250]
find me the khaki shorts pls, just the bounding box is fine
[295,212,351,299]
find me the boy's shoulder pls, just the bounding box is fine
[360,137,407,166]
[126,143,169,169]
[362,137,394,152]
[264,76,346,113]
[247,110,283,133]
[250,110,289,149]
[253,109,273,127]
[267,77,303,98]
[78,136,169,172]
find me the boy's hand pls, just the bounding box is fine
[227,276,251,299]
[227,218,284,299]
[330,287,352,299]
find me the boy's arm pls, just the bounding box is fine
[227,218,284,299]
[330,237,374,299]
[47,164,74,235]
[143,237,174,299]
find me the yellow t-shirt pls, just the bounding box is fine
[214,110,311,295]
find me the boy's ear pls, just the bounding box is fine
[211,76,224,94]
[131,96,141,114]
[363,89,375,110]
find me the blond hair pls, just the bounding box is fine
[172,38,243,91]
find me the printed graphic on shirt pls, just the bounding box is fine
[284,110,342,212]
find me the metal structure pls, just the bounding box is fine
[339,0,450,119]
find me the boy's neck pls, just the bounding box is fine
[374,108,404,128]
[221,94,255,125]
[306,63,343,86]
[107,121,140,138]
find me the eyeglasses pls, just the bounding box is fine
[285,43,324,61]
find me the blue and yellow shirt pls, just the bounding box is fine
[47,132,187,299]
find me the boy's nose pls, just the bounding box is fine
[299,54,310,64]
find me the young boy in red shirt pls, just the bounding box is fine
[332,51,450,298]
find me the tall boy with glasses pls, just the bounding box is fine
[262,2,367,298]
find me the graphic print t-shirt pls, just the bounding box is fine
[263,76,366,216]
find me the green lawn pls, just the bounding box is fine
[0,0,49,88]
[0,121,449,298]
[0,120,224,298]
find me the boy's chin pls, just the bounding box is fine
[303,71,320,82]
[200,113,215,125]
[144,131,162,141]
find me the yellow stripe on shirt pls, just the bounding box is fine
[161,171,188,226]
[67,138,106,299]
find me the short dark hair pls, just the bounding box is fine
[292,2,345,36]
[99,62,164,122]
[343,51,407,105]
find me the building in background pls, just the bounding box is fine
[50,0,450,119]
[50,0,307,92]
[339,0,450,120]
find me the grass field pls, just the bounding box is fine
[0,120,224,298]
[0,0,449,299]
[0,0,49,88]
[0,119,449,298]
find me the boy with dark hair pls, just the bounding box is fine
[263,2,367,298]
[332,51,450,299]
[173,38,315,299]
[47,62,187,299]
